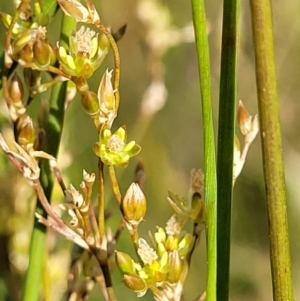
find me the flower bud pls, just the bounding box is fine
[122,183,147,225]
[115,251,135,275]
[178,233,194,257]
[165,235,178,251]
[18,117,36,146]
[81,91,99,117]
[123,274,147,297]
[98,69,116,113]
[166,250,182,284]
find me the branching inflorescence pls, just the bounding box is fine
[0,1,258,300]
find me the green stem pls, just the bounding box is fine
[108,165,122,205]
[216,0,240,300]
[22,15,76,301]
[191,1,217,300]
[250,0,294,300]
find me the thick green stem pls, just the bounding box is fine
[191,1,217,300]
[216,1,240,300]
[250,0,294,300]
[22,15,76,301]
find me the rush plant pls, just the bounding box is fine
[0,0,292,301]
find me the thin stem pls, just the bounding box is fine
[191,1,217,300]
[89,206,101,247]
[94,20,120,110]
[93,250,116,301]
[107,287,117,301]
[4,0,30,55]
[130,225,139,252]
[250,0,294,300]
[33,179,89,248]
[98,159,105,243]
[51,162,67,193]
[108,165,122,205]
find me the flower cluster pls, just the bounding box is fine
[116,217,195,300]
[57,26,109,78]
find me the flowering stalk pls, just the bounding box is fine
[92,17,120,110]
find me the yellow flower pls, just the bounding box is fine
[57,26,108,78]
[94,125,141,167]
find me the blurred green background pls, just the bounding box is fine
[0,0,300,300]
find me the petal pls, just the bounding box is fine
[127,144,141,157]
[115,126,126,141]
[123,140,136,152]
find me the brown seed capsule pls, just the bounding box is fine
[19,43,33,64]
[33,39,51,68]
[9,73,24,104]
[18,117,36,146]
[81,91,100,117]
[123,274,147,296]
